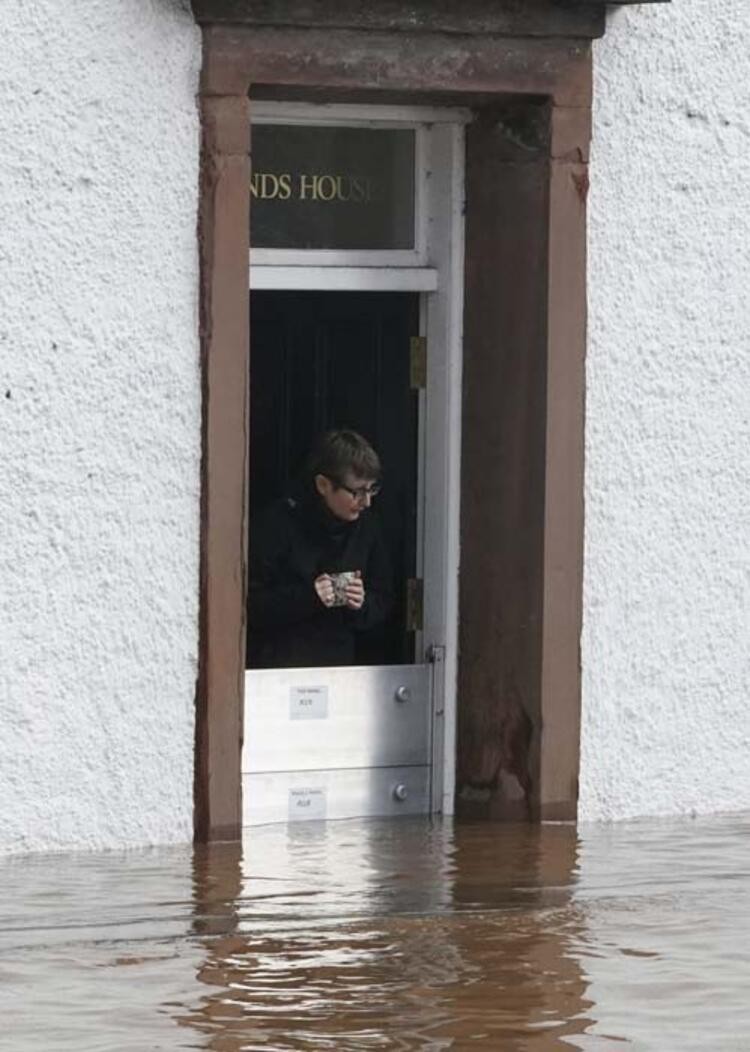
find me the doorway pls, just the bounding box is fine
[243,288,439,826]
[195,30,589,842]
[247,290,420,668]
[239,105,466,829]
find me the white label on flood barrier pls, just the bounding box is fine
[290,685,329,720]
[289,787,327,821]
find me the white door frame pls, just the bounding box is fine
[249,101,466,815]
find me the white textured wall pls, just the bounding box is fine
[0,2,202,852]
[581,1,750,820]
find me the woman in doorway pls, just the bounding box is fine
[247,430,394,668]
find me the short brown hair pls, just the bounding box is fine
[308,430,381,484]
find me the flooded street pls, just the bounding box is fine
[1,815,749,1050]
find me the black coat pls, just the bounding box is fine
[247,485,394,668]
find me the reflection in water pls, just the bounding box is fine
[183,822,590,1050]
[0,815,749,1050]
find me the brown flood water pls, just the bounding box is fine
[1,814,749,1051]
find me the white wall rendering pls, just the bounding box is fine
[0,1,202,852]
[581,1,750,820]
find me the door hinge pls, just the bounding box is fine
[405,577,424,632]
[410,336,427,390]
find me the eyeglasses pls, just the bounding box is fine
[333,480,382,501]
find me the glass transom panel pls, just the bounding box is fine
[250,124,416,251]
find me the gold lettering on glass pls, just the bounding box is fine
[250,172,375,204]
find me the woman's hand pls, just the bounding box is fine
[344,572,365,611]
[314,574,335,608]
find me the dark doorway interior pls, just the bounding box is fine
[248,290,420,667]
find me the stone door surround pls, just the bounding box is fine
[191,0,605,841]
